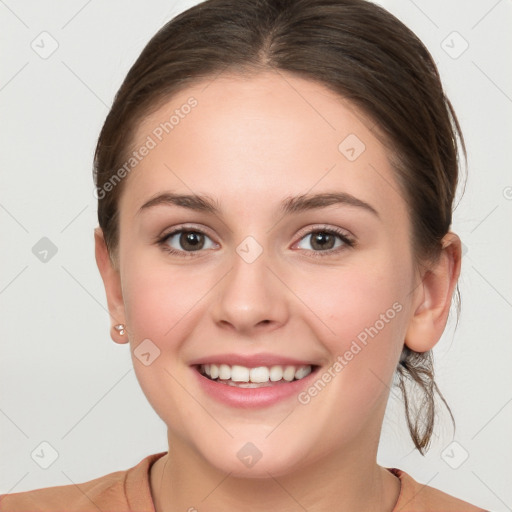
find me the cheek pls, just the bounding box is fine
[119,253,212,429]
[304,255,408,344]
[121,252,208,341]
[294,255,409,398]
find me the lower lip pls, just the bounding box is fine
[192,366,319,408]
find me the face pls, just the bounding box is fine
[113,71,421,477]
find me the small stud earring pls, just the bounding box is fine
[114,324,126,336]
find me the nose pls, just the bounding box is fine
[210,244,289,336]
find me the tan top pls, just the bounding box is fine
[0,452,488,511]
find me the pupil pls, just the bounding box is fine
[181,231,203,251]
[312,231,334,250]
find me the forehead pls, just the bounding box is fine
[121,70,406,222]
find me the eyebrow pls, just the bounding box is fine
[138,191,379,218]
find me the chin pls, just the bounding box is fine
[197,437,312,479]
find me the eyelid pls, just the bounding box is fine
[156,224,219,259]
[156,222,356,257]
[156,223,218,243]
[293,223,354,242]
[156,223,353,244]
[291,224,356,256]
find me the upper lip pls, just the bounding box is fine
[188,353,318,368]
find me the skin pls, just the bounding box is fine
[95,70,461,512]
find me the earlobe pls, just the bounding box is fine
[94,227,129,344]
[404,232,462,353]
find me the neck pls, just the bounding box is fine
[150,432,400,512]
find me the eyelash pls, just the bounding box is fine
[156,224,356,259]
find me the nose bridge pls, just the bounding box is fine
[211,235,288,332]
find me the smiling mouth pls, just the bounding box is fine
[196,363,318,388]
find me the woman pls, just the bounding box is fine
[0,0,490,510]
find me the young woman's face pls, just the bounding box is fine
[116,71,420,477]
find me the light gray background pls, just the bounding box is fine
[1,0,511,510]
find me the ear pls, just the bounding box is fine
[404,232,462,352]
[94,227,128,344]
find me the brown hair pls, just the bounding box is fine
[93,0,465,454]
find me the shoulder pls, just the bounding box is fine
[0,452,166,512]
[390,468,489,512]
[0,470,127,512]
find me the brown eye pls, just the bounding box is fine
[161,229,216,253]
[295,227,354,256]
[179,231,205,251]
[309,231,337,251]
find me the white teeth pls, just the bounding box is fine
[294,365,312,379]
[209,364,218,379]
[249,366,269,383]
[226,381,271,388]
[231,365,250,382]
[218,364,231,380]
[199,363,313,383]
[283,366,296,382]
[269,365,283,382]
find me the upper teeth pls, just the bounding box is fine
[201,364,312,383]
